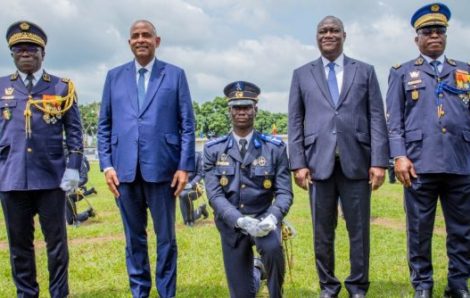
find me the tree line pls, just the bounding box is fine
[79,97,287,141]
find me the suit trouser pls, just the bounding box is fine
[219,223,285,298]
[117,172,177,298]
[0,189,69,298]
[405,173,470,291]
[310,161,371,296]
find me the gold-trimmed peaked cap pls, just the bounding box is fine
[224,81,260,106]
[6,21,47,48]
[411,3,451,30]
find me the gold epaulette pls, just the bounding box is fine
[392,64,401,70]
[10,73,18,81]
[61,77,70,83]
[42,73,50,82]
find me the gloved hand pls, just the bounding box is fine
[258,214,278,233]
[60,168,80,192]
[237,216,261,237]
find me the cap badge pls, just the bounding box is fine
[235,91,243,98]
[19,22,30,31]
[431,4,440,12]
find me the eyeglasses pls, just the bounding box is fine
[418,27,447,36]
[10,45,40,54]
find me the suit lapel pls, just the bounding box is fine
[337,56,357,108]
[440,57,454,79]
[10,73,28,96]
[310,58,335,108]
[139,59,165,116]
[125,62,139,114]
[32,72,50,95]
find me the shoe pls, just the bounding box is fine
[444,287,470,298]
[253,257,267,280]
[319,291,338,298]
[90,187,97,195]
[200,204,209,219]
[414,289,432,298]
[87,208,96,218]
[350,294,365,298]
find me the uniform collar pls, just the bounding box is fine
[232,130,254,149]
[421,53,445,65]
[17,68,44,83]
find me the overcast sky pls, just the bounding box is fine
[1,0,469,112]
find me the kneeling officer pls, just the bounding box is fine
[203,81,293,298]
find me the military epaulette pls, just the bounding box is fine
[259,133,283,146]
[414,57,424,66]
[61,77,70,83]
[392,64,401,70]
[10,72,18,81]
[42,73,50,82]
[206,135,228,147]
[446,58,456,66]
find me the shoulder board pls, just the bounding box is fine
[61,77,70,83]
[259,133,283,146]
[446,58,456,66]
[10,72,18,81]
[414,57,424,66]
[206,135,228,147]
[392,64,401,70]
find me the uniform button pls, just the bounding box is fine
[442,128,447,133]
[240,204,244,208]
[332,130,336,134]
[335,111,339,115]
[27,148,32,153]
[439,93,444,98]
[241,184,246,189]
[241,165,245,169]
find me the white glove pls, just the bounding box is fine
[237,216,261,237]
[184,183,192,190]
[60,168,80,192]
[258,214,278,234]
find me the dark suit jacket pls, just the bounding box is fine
[97,59,195,183]
[288,56,389,180]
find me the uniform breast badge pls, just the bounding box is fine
[216,153,230,166]
[220,175,229,186]
[455,69,470,105]
[408,71,421,101]
[263,178,272,189]
[2,108,11,120]
[257,156,267,166]
[411,90,419,100]
[41,95,62,124]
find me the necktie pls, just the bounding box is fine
[137,68,147,110]
[327,62,339,105]
[26,74,34,93]
[430,60,441,78]
[239,139,247,159]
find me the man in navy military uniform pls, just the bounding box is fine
[204,81,293,298]
[0,21,83,298]
[387,3,470,298]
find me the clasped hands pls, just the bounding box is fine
[237,214,277,238]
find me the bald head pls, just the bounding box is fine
[316,15,346,61]
[317,16,344,32]
[130,20,157,36]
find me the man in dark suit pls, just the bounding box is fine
[97,20,195,298]
[204,81,293,298]
[387,3,470,298]
[0,21,83,298]
[288,16,389,298]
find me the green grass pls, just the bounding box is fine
[0,164,466,297]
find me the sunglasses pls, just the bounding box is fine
[418,27,447,36]
[10,45,40,54]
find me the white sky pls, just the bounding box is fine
[1,0,469,112]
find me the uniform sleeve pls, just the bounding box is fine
[287,70,307,170]
[367,66,389,167]
[266,145,293,222]
[203,146,243,228]
[386,68,407,158]
[63,81,83,170]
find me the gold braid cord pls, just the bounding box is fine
[281,220,296,282]
[24,80,76,138]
